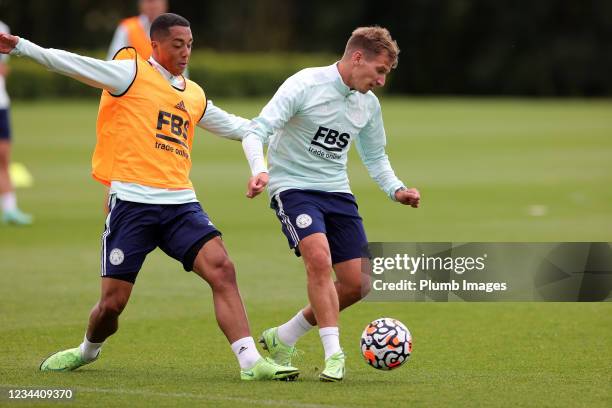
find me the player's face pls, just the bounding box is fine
[351,51,393,93]
[152,26,193,76]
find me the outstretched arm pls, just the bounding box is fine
[0,33,134,94]
[196,100,250,141]
[355,105,420,208]
[195,99,271,197]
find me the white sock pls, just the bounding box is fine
[277,311,314,346]
[319,327,341,360]
[231,337,261,370]
[1,192,16,212]
[79,334,103,362]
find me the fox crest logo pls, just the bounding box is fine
[296,214,312,228]
[109,248,125,266]
[310,126,351,152]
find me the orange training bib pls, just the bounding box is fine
[92,47,206,189]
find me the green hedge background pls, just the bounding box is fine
[3,0,609,97]
[6,50,342,99]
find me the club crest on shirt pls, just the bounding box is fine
[346,97,368,127]
[348,109,366,126]
[314,101,331,115]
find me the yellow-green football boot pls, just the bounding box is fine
[39,347,98,372]
[319,351,345,382]
[259,327,297,367]
[240,357,299,381]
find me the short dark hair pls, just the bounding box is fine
[150,13,190,40]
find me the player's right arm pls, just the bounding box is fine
[0,33,134,95]
[242,74,306,198]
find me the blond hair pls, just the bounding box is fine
[344,26,400,68]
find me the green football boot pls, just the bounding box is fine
[259,327,297,367]
[319,351,345,382]
[39,347,98,372]
[1,208,33,226]
[240,357,299,381]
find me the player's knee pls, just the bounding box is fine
[305,250,333,280]
[208,257,237,290]
[217,258,237,284]
[347,280,367,301]
[99,297,127,317]
[360,281,371,298]
[306,250,331,275]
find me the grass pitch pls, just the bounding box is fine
[1,98,611,407]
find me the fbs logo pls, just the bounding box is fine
[175,100,187,113]
[310,126,350,152]
[156,110,190,148]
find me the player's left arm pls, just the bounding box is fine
[355,104,420,208]
[196,100,250,141]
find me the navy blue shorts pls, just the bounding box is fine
[101,195,221,283]
[271,189,368,265]
[0,109,10,140]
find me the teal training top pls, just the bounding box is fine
[246,63,405,200]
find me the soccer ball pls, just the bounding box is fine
[360,317,412,370]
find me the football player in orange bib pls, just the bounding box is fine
[0,13,299,381]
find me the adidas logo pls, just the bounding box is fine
[175,100,187,112]
[238,346,248,354]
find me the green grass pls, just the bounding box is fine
[1,98,611,407]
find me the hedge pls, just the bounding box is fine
[6,49,337,99]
